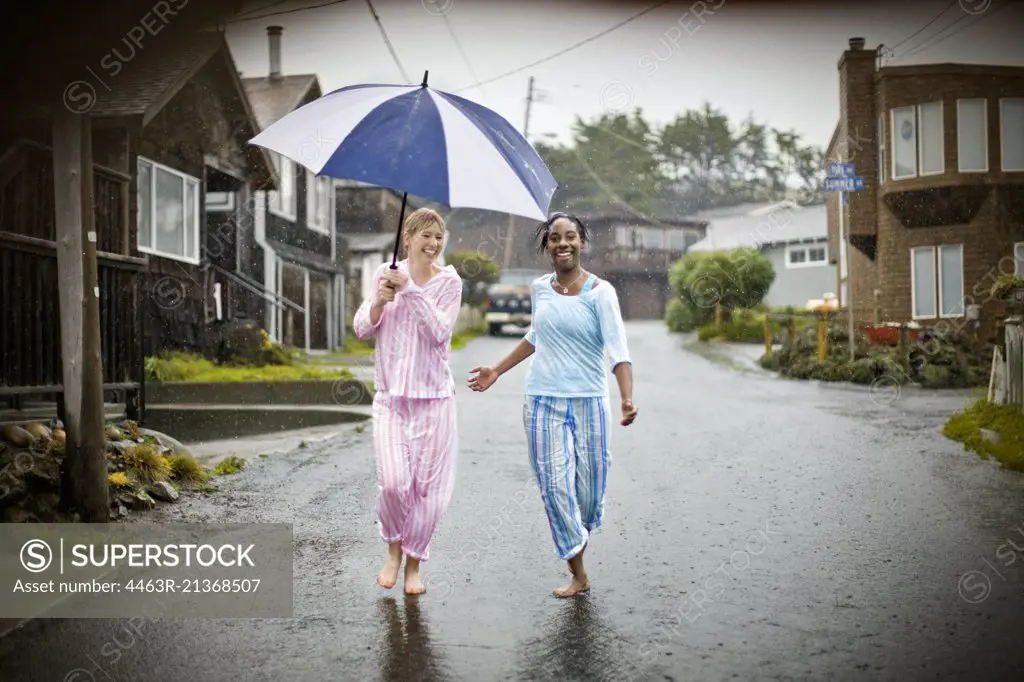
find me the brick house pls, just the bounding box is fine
[826,37,1024,339]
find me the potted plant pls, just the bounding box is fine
[990,274,1024,312]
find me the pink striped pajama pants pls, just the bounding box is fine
[372,392,458,561]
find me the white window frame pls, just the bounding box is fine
[1000,98,1024,172]
[137,156,200,265]
[918,101,944,177]
[878,113,886,183]
[911,245,964,320]
[1014,242,1024,275]
[957,98,988,173]
[205,191,235,211]
[891,106,918,181]
[305,170,332,235]
[268,152,297,221]
[785,243,828,269]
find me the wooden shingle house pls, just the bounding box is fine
[241,26,346,353]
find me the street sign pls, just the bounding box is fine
[823,176,864,192]
[827,162,856,178]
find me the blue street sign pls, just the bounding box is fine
[827,162,856,177]
[823,176,864,192]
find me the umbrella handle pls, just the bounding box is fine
[390,191,408,269]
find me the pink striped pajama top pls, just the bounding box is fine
[352,260,464,398]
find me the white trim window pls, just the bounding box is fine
[957,98,988,172]
[892,106,917,180]
[1014,242,1024,275]
[205,191,235,211]
[306,170,332,234]
[786,243,828,269]
[892,102,944,179]
[918,101,944,176]
[911,244,963,319]
[268,152,297,220]
[1000,98,1024,172]
[137,156,200,264]
[878,113,886,183]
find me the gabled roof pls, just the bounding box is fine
[241,75,321,130]
[89,31,221,125]
[87,28,277,189]
[688,200,828,252]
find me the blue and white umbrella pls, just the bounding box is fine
[249,72,558,265]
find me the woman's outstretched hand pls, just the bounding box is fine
[467,366,498,392]
[620,399,638,426]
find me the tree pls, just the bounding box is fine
[536,109,671,217]
[666,248,776,331]
[445,249,500,306]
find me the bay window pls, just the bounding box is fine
[957,99,988,172]
[269,152,297,220]
[306,170,332,234]
[912,244,963,319]
[891,101,944,179]
[878,113,886,182]
[137,157,200,263]
[1001,98,1024,172]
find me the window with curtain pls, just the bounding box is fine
[912,247,936,318]
[919,101,944,175]
[938,244,963,317]
[1001,98,1024,171]
[892,106,917,179]
[958,99,988,172]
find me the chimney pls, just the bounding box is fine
[849,36,865,50]
[267,26,283,81]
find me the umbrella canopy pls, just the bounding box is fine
[248,74,558,223]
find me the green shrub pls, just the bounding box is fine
[665,297,705,333]
[697,323,719,341]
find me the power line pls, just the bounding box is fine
[227,0,351,24]
[888,0,957,53]
[452,0,673,93]
[439,12,491,104]
[900,0,1018,60]
[364,0,412,84]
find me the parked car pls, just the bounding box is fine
[484,269,546,336]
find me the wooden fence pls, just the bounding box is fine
[0,140,144,419]
[989,317,1023,409]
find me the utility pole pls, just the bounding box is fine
[503,76,536,271]
[53,104,109,521]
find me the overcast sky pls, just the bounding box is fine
[224,0,1024,150]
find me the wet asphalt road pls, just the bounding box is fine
[3,320,1024,681]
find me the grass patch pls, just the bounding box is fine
[212,456,247,476]
[122,444,172,484]
[166,453,209,484]
[145,351,355,383]
[342,335,375,357]
[451,321,487,351]
[108,471,130,487]
[944,399,1024,471]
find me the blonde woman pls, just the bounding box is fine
[353,208,463,595]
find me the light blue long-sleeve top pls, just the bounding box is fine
[523,273,632,398]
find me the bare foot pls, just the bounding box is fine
[376,543,402,589]
[553,575,590,598]
[404,557,425,595]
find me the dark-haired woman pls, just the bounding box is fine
[467,212,637,598]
